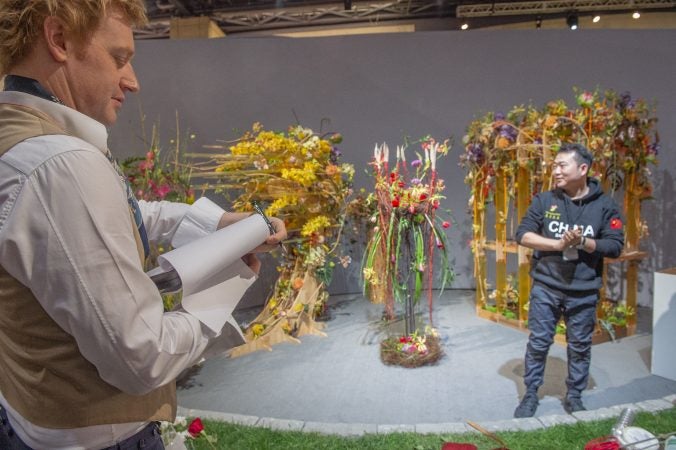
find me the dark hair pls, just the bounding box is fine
[558,143,593,168]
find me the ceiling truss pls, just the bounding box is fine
[136,0,454,38]
[457,0,676,17]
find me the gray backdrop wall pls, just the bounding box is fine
[110,29,676,307]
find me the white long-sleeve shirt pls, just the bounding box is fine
[0,91,231,449]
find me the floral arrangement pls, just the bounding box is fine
[460,88,659,209]
[160,416,217,449]
[380,326,442,368]
[189,123,354,355]
[361,137,455,332]
[120,124,195,311]
[120,126,195,204]
[460,88,659,327]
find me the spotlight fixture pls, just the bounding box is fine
[632,10,641,18]
[460,22,469,30]
[566,13,579,30]
[592,15,601,23]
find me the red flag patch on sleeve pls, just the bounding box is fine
[610,218,623,230]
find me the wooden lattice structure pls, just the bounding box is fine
[461,90,659,341]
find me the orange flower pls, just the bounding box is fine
[292,277,304,290]
[325,164,339,176]
[496,136,511,149]
[544,115,558,127]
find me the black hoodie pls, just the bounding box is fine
[515,178,625,292]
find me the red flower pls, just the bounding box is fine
[419,193,427,201]
[610,218,623,230]
[188,418,204,437]
[432,200,440,209]
[392,197,400,208]
[398,181,405,188]
[390,172,397,183]
[442,221,451,229]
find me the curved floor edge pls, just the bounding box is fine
[177,394,676,437]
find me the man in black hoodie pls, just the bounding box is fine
[513,143,624,418]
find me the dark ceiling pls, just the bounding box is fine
[138,0,676,38]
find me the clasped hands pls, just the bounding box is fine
[557,227,583,251]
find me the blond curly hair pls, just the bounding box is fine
[0,0,147,75]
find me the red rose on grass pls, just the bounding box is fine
[610,218,623,230]
[188,418,204,437]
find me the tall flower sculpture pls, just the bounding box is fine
[190,123,354,356]
[460,88,659,333]
[361,137,455,335]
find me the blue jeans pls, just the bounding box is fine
[523,281,599,397]
[0,407,164,450]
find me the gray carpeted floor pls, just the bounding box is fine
[176,290,676,425]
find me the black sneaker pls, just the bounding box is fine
[514,392,539,418]
[563,397,586,414]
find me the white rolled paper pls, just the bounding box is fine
[157,213,270,297]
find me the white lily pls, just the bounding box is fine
[382,142,389,163]
[430,142,438,171]
[397,145,406,162]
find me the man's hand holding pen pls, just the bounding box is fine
[251,201,288,255]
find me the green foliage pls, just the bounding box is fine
[186,408,676,450]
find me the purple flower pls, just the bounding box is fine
[411,159,422,167]
[647,142,660,156]
[619,91,635,112]
[411,178,421,185]
[494,112,505,121]
[330,146,342,163]
[467,143,485,164]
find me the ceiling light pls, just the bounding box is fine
[460,23,469,30]
[566,13,579,30]
[632,10,641,19]
[592,15,601,23]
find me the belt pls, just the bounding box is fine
[99,421,162,450]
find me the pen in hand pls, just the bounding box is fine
[251,200,288,256]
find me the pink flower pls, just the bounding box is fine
[138,160,154,172]
[155,184,171,199]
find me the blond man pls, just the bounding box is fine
[0,1,285,448]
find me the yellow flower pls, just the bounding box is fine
[293,303,305,313]
[266,195,298,216]
[281,160,320,186]
[301,215,331,237]
[251,323,265,337]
